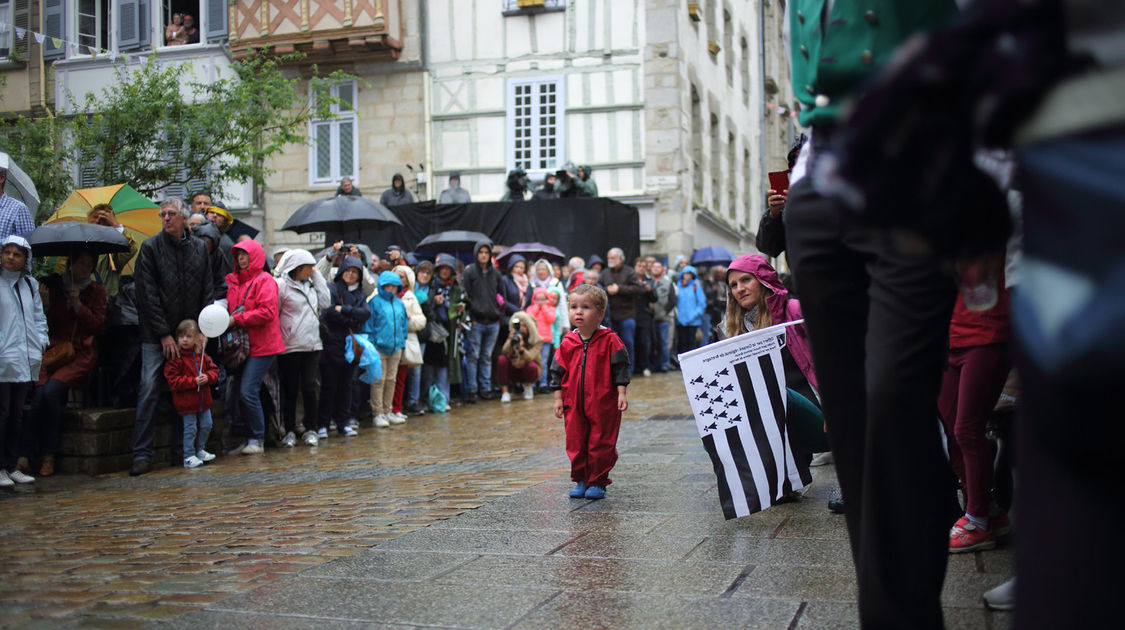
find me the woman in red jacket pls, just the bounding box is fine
[226,240,285,454]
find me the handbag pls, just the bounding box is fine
[41,320,79,374]
[418,319,449,345]
[218,278,258,369]
[402,333,423,367]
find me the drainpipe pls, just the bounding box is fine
[420,0,433,200]
[757,0,767,249]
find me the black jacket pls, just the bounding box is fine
[601,264,643,322]
[461,242,505,324]
[756,210,786,258]
[319,257,370,366]
[134,229,213,343]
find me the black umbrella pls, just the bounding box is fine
[495,242,567,266]
[26,221,131,257]
[227,218,260,241]
[282,195,403,234]
[415,230,491,257]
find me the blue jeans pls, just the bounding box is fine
[182,409,213,461]
[653,320,671,370]
[464,321,499,394]
[700,312,713,345]
[611,317,636,371]
[421,364,450,410]
[406,364,422,406]
[537,343,553,387]
[132,342,166,462]
[240,355,275,441]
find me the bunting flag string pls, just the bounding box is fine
[0,19,127,63]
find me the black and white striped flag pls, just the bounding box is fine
[679,323,805,519]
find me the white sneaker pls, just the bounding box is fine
[197,450,216,462]
[0,470,13,487]
[302,431,319,446]
[501,392,512,403]
[523,386,534,401]
[982,578,1015,611]
[317,428,329,439]
[374,414,391,428]
[810,452,834,467]
[184,456,204,469]
[643,368,652,377]
[389,413,406,425]
[240,442,264,455]
[8,469,35,483]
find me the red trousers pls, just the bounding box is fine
[496,354,540,386]
[564,406,621,487]
[937,343,1010,518]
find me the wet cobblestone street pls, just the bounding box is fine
[0,372,1012,629]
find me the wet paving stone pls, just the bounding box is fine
[0,372,1012,628]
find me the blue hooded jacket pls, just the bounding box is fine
[676,265,706,326]
[365,270,408,354]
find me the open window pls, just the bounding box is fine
[158,0,226,48]
[41,0,226,60]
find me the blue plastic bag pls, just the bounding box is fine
[346,334,382,384]
[428,384,448,413]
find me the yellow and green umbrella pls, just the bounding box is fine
[45,184,160,274]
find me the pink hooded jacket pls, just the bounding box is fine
[727,254,818,391]
[226,240,286,357]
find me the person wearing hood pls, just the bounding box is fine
[190,221,232,301]
[675,265,706,355]
[131,197,213,476]
[502,255,533,312]
[421,254,466,409]
[275,249,331,446]
[380,173,416,207]
[203,202,237,273]
[438,172,472,204]
[459,240,505,402]
[387,265,427,424]
[366,270,409,427]
[225,239,286,455]
[23,249,107,478]
[498,311,544,403]
[317,240,378,299]
[533,173,560,200]
[317,256,369,439]
[574,165,598,198]
[586,254,605,274]
[0,235,47,486]
[717,254,826,488]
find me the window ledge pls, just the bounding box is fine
[0,58,27,71]
[502,8,566,17]
[52,42,228,69]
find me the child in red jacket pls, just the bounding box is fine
[549,284,630,499]
[164,320,220,469]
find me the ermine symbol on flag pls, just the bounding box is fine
[679,324,805,519]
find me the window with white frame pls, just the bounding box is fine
[507,77,564,172]
[42,0,227,60]
[309,81,358,186]
[0,1,11,58]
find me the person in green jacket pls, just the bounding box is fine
[782,2,961,629]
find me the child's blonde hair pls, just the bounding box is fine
[175,319,200,338]
[569,283,607,312]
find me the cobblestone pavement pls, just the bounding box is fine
[0,372,1012,629]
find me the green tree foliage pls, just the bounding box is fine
[68,50,352,200]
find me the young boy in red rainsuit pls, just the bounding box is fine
[550,283,630,499]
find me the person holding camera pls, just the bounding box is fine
[497,311,543,403]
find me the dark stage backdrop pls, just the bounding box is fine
[324,198,640,265]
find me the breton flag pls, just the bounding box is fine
[679,323,805,519]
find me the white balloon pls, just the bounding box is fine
[198,304,230,338]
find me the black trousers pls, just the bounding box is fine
[0,382,30,471]
[318,361,354,431]
[785,176,958,629]
[277,351,321,435]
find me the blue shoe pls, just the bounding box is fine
[584,485,606,500]
[569,481,587,498]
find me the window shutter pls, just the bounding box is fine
[11,0,30,58]
[118,0,140,50]
[137,0,150,49]
[205,0,227,43]
[42,0,64,59]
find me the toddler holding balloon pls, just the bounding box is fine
[163,319,220,468]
